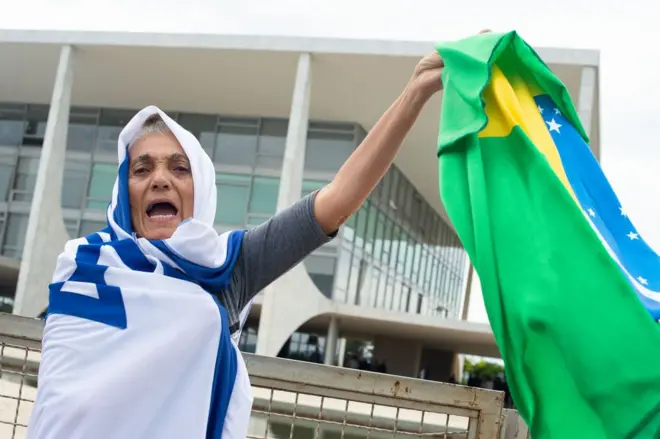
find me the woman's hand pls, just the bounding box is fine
[313,29,492,234]
[407,52,445,98]
[407,29,492,100]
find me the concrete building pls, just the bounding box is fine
[0,29,600,381]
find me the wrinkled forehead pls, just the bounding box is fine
[128,130,189,163]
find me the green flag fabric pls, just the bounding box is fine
[435,31,660,438]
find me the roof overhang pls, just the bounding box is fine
[0,30,600,218]
[249,297,499,358]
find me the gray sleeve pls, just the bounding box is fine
[230,191,336,311]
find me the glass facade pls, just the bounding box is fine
[333,156,467,318]
[0,102,466,317]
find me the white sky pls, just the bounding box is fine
[2,0,659,323]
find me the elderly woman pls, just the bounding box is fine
[27,49,445,439]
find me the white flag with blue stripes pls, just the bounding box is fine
[27,106,253,439]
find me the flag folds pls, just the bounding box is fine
[436,31,660,438]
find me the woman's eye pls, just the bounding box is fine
[174,166,190,173]
[134,168,148,175]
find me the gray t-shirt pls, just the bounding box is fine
[217,191,335,335]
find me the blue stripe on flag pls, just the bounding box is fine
[535,94,660,319]
[150,230,246,294]
[49,238,128,329]
[206,303,238,439]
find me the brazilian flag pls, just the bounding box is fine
[436,31,660,438]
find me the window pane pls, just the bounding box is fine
[2,213,28,258]
[246,214,270,227]
[178,113,217,159]
[68,123,97,152]
[0,105,25,147]
[97,109,134,154]
[258,119,287,155]
[248,177,279,215]
[64,218,78,238]
[216,173,250,226]
[62,160,90,208]
[87,163,116,210]
[215,125,258,166]
[305,130,355,172]
[68,108,98,152]
[304,254,336,298]
[80,220,106,236]
[0,151,16,202]
[23,104,49,146]
[256,119,286,168]
[13,156,40,202]
[301,180,327,197]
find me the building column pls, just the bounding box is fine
[336,337,347,367]
[256,52,331,357]
[13,46,75,317]
[459,260,474,321]
[323,316,339,365]
[276,52,311,212]
[577,66,597,140]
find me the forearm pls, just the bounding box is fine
[314,84,431,233]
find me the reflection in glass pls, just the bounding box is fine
[87,163,116,210]
[215,124,258,166]
[23,105,49,146]
[80,220,107,237]
[256,119,287,169]
[64,219,78,238]
[0,105,25,147]
[2,213,28,258]
[178,113,217,159]
[0,151,16,202]
[68,123,97,152]
[216,173,250,226]
[238,327,258,353]
[304,254,336,298]
[62,160,89,208]
[68,108,98,152]
[335,166,467,317]
[12,156,40,201]
[97,109,134,154]
[248,176,279,216]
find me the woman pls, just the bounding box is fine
[27,48,446,439]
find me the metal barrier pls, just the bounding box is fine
[0,313,529,438]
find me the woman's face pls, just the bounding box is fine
[127,131,194,240]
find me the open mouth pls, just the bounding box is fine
[146,201,179,220]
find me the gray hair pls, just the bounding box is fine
[130,113,172,146]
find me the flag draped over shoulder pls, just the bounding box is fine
[435,31,660,439]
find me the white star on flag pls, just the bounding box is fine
[637,276,649,286]
[554,108,560,114]
[628,231,639,240]
[546,119,562,133]
[620,206,627,217]
[538,105,544,114]
[587,208,596,217]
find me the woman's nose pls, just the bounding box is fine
[150,168,171,190]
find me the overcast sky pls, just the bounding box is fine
[1,0,658,323]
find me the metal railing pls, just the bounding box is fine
[0,313,529,438]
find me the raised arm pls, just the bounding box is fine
[229,53,447,310]
[313,52,445,234]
